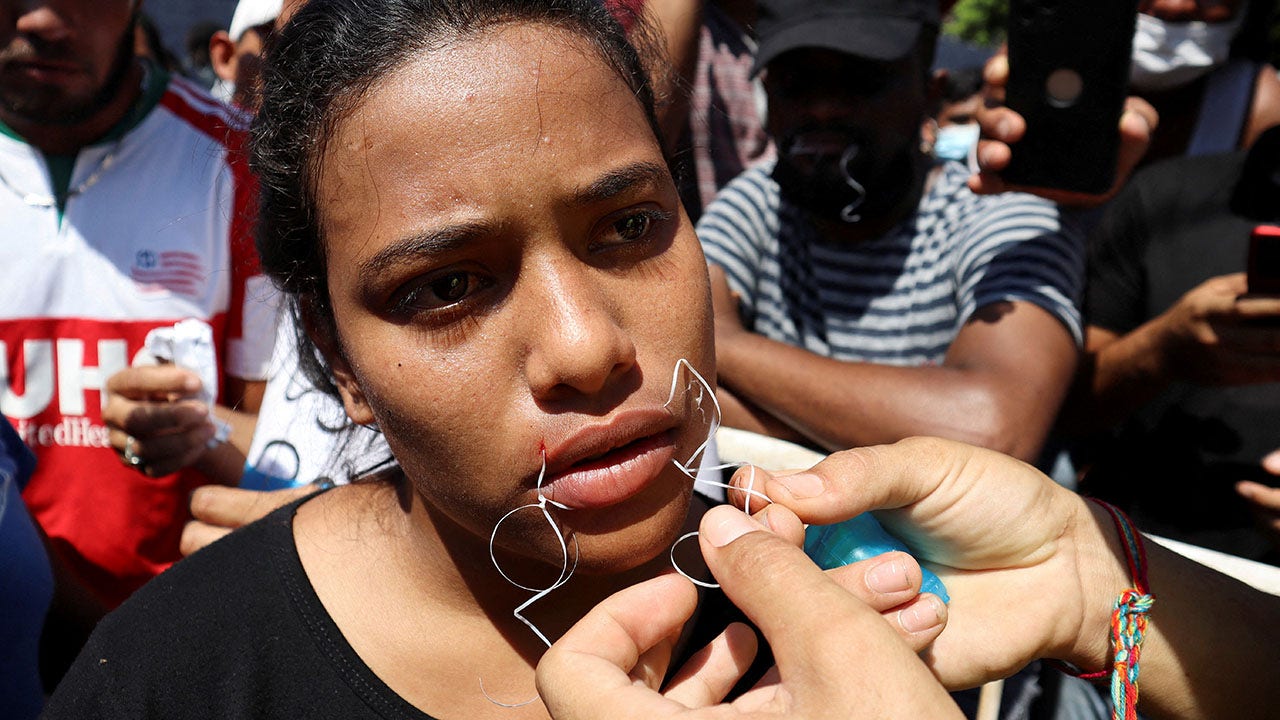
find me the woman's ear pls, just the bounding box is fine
[300,297,377,426]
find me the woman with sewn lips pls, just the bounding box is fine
[39,1,950,717]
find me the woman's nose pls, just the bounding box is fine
[524,263,637,404]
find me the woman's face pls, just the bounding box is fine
[314,23,715,575]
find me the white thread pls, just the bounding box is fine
[839,144,867,223]
[662,360,773,589]
[479,678,539,709]
[482,451,578,708]
[480,359,775,706]
[669,531,720,589]
[488,452,579,639]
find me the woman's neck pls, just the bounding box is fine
[293,480,711,717]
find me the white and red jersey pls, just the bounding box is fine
[0,73,276,607]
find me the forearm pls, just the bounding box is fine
[211,404,257,456]
[192,405,254,485]
[715,384,813,447]
[1062,322,1173,433]
[1139,542,1280,719]
[1066,502,1280,720]
[715,330,1058,461]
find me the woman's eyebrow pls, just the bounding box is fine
[360,221,492,276]
[572,161,669,206]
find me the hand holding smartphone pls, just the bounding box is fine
[1001,0,1140,194]
[1247,225,1280,297]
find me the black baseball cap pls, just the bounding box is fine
[752,0,941,74]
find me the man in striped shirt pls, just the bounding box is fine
[697,0,1084,463]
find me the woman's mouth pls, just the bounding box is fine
[540,423,678,510]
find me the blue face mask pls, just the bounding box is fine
[934,123,980,162]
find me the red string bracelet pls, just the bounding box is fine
[1053,499,1155,720]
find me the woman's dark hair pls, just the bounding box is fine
[251,0,668,408]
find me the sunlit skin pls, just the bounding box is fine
[288,23,716,716]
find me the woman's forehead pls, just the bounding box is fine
[316,23,660,235]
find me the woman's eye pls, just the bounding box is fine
[614,212,652,241]
[431,272,470,303]
[394,270,483,315]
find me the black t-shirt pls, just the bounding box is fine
[43,491,763,718]
[1080,127,1280,562]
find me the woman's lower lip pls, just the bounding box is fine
[541,431,676,510]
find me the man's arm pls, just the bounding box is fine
[711,266,1077,461]
[1063,274,1280,433]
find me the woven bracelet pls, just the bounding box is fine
[1053,499,1154,720]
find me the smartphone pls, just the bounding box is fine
[1247,225,1280,296]
[1002,0,1139,194]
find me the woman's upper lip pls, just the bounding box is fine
[541,408,678,479]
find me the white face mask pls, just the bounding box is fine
[1129,11,1244,93]
[933,123,980,162]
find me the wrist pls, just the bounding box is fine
[1060,499,1136,673]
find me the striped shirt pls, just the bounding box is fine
[697,160,1084,366]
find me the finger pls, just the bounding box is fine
[1121,95,1159,136]
[727,465,777,513]
[105,365,203,399]
[631,625,679,692]
[537,575,697,720]
[103,398,211,438]
[967,166,1010,196]
[752,503,805,548]
[1264,450,1280,476]
[822,551,947,652]
[117,424,216,477]
[1237,480,1280,513]
[826,550,924,611]
[977,106,1024,146]
[886,594,948,651]
[189,484,318,528]
[981,51,1008,90]
[760,438,974,525]
[698,506,954,713]
[179,520,232,556]
[662,622,758,708]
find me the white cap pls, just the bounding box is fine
[228,0,283,42]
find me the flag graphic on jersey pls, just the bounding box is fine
[131,249,206,296]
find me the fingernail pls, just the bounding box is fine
[899,595,946,634]
[865,556,912,594]
[775,472,824,499]
[995,117,1012,138]
[183,376,202,393]
[704,507,763,547]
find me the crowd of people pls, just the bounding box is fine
[2,0,1279,718]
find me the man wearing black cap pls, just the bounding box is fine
[697,0,1084,466]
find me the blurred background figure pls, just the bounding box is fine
[1063,125,1280,566]
[133,12,180,73]
[0,417,50,720]
[209,0,282,108]
[1,0,274,690]
[183,20,222,90]
[1129,0,1280,164]
[931,63,983,162]
[675,0,775,221]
